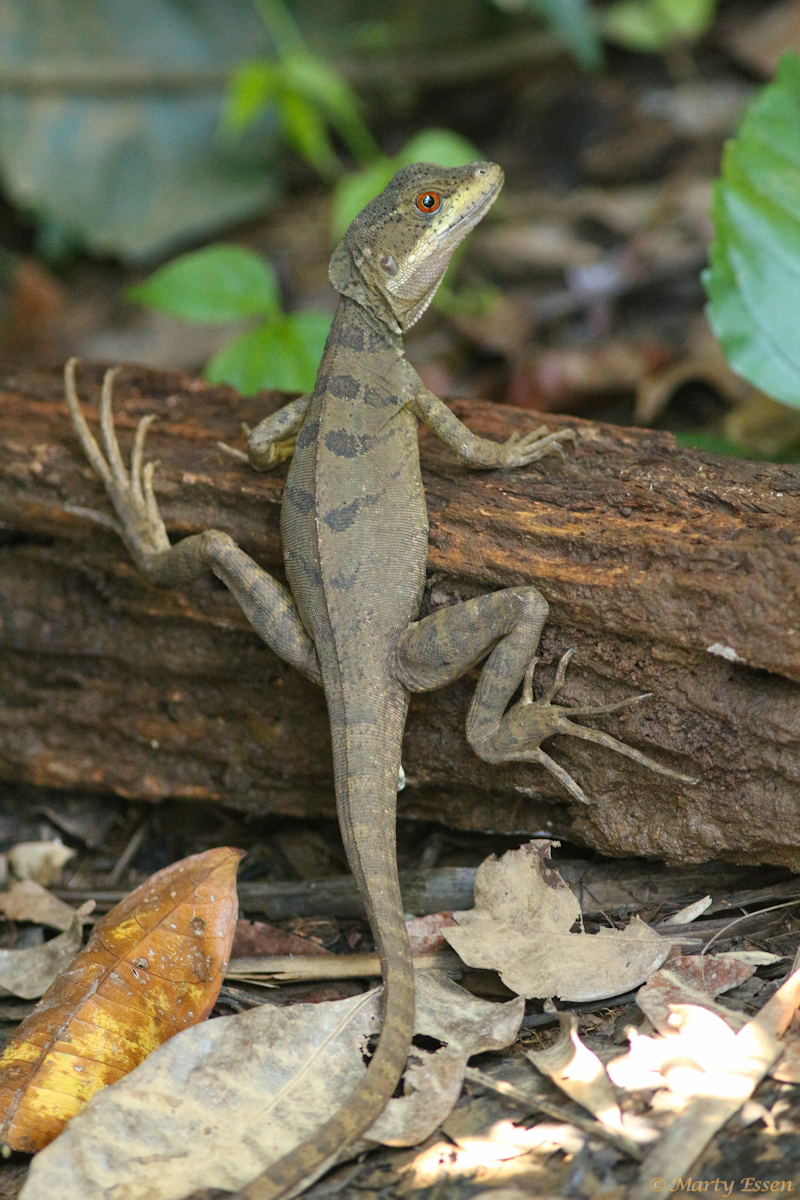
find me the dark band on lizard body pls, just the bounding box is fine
[64,160,693,1200]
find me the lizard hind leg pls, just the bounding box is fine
[393,588,694,805]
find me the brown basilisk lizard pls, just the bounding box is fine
[64,161,691,1199]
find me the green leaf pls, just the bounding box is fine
[205,311,332,394]
[331,129,482,241]
[395,129,481,171]
[127,245,281,323]
[602,0,715,50]
[281,52,377,163]
[655,0,716,38]
[279,90,342,181]
[222,61,280,136]
[704,51,800,410]
[526,0,603,69]
[673,431,752,458]
[602,2,668,51]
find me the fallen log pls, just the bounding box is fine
[1,363,798,866]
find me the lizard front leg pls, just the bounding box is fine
[394,588,694,804]
[218,393,311,471]
[410,380,576,469]
[64,360,321,685]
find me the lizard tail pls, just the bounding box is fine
[237,784,414,1199]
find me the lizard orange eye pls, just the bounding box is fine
[416,191,441,213]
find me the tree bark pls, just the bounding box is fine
[1,363,798,867]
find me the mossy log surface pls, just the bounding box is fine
[1,364,798,866]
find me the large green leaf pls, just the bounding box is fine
[0,0,278,263]
[205,311,332,394]
[704,51,800,410]
[127,245,281,322]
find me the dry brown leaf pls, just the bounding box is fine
[21,971,523,1200]
[628,967,800,1199]
[635,954,757,1034]
[723,0,800,78]
[608,1003,740,1097]
[405,912,456,953]
[230,919,333,959]
[0,881,94,932]
[773,1039,800,1083]
[475,221,602,272]
[0,911,87,1000]
[663,895,711,925]
[7,842,74,887]
[443,842,671,1001]
[0,846,241,1153]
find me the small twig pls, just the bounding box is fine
[464,1065,645,1161]
[700,899,800,956]
[108,818,150,886]
[521,988,641,1027]
[225,950,461,984]
[0,30,561,96]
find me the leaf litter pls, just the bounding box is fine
[20,972,523,1200]
[0,822,795,1198]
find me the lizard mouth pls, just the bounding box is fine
[440,174,503,242]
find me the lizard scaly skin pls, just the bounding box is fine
[64,162,693,1199]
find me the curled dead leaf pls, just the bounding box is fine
[627,969,800,1200]
[0,846,242,1153]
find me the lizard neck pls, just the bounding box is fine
[331,283,407,346]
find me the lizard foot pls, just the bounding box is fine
[501,424,577,469]
[480,648,696,803]
[64,358,170,567]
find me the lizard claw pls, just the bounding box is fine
[217,440,250,463]
[502,425,577,469]
[64,359,170,566]
[486,648,696,803]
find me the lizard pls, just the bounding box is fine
[63,160,693,1199]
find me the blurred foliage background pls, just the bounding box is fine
[2,0,800,458]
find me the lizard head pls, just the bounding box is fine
[329,160,504,332]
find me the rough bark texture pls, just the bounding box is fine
[1,364,798,866]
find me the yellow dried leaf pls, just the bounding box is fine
[0,846,242,1152]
